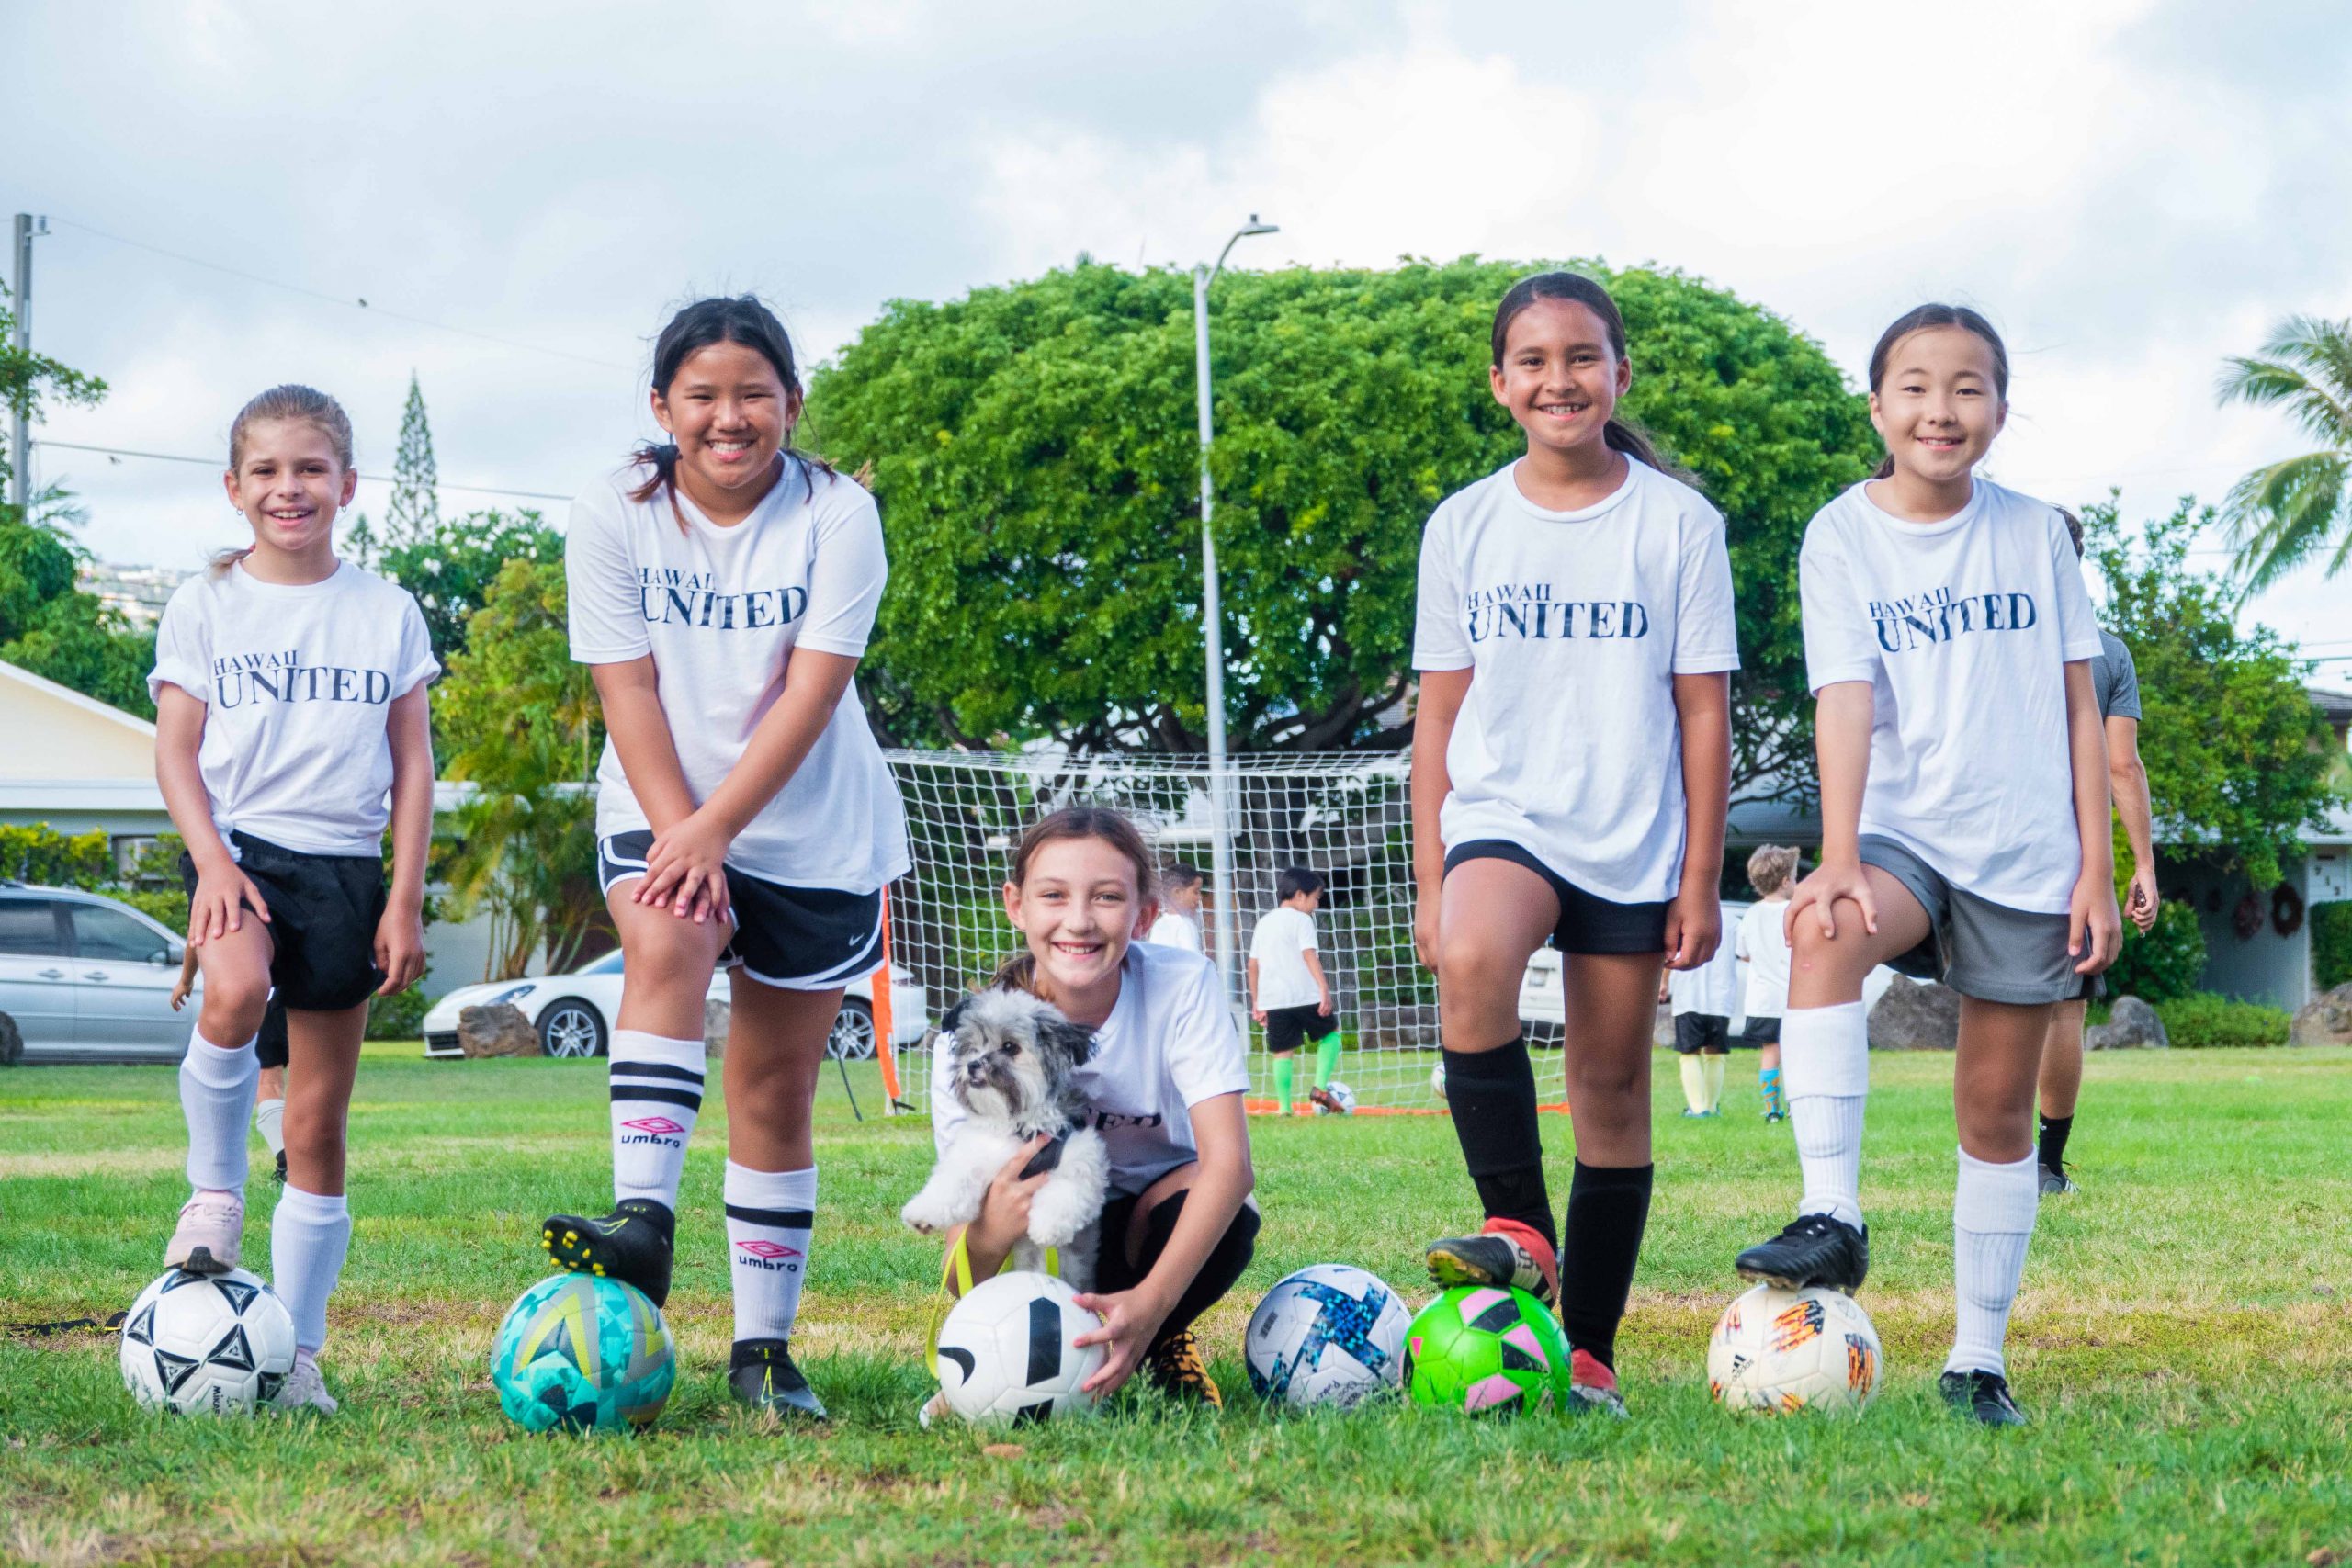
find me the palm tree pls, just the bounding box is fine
[2217,315,2352,592]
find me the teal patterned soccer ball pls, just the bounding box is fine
[490,1274,675,1434]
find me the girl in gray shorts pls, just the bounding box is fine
[1728,304,2122,1427]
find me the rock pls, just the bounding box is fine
[1868,976,1961,1050]
[2289,981,2352,1047]
[458,1003,542,1058]
[703,994,731,1058]
[2086,995,2169,1050]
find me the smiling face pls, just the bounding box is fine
[1869,325,2007,488]
[1490,297,1632,460]
[1005,836,1158,1009]
[221,418,356,558]
[650,339,798,511]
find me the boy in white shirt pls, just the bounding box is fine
[1145,862,1205,955]
[1735,846,1799,1122]
[1665,903,1740,1117]
[1248,867,1340,1115]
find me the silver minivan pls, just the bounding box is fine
[0,882,193,1064]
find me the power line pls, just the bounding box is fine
[49,216,635,374]
[31,438,572,504]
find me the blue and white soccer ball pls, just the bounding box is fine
[119,1267,298,1416]
[1245,1263,1410,1407]
[1314,1080,1357,1115]
[934,1270,1105,1428]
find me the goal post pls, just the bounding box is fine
[879,749,1573,1116]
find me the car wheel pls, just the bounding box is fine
[0,1012,20,1067]
[827,998,877,1061]
[537,999,608,1059]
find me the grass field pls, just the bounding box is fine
[5,1043,2351,1567]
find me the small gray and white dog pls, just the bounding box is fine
[900,987,1110,1291]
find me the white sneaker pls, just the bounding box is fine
[164,1191,245,1274]
[272,1353,338,1415]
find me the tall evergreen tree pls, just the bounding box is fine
[386,371,440,547]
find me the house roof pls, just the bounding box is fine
[0,659,157,739]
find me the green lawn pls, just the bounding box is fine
[5,1043,2350,1566]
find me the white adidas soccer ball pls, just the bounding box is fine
[1245,1263,1410,1408]
[1430,1061,1447,1101]
[120,1267,298,1416]
[934,1271,1105,1428]
[1706,1283,1882,1415]
[1314,1080,1357,1115]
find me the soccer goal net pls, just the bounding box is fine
[878,750,1573,1117]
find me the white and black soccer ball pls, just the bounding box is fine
[1245,1263,1410,1408]
[1707,1283,1882,1416]
[1314,1080,1357,1115]
[120,1267,298,1416]
[934,1270,1105,1428]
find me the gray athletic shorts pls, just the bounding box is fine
[1858,836,2083,1006]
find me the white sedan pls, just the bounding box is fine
[422,950,929,1062]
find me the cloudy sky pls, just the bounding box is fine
[8,0,2350,673]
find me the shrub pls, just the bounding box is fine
[2105,897,2208,1003]
[366,984,432,1043]
[2154,992,2291,1048]
[2312,901,2352,992]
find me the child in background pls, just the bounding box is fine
[1736,845,1799,1122]
[1665,897,1739,1117]
[1248,866,1343,1115]
[170,950,289,1183]
[1145,862,1205,955]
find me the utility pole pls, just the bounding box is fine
[10,214,49,513]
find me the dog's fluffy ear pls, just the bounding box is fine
[1044,1018,1095,1067]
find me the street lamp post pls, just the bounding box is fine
[1193,215,1277,1000]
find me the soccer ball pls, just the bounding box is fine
[1706,1284,1882,1415]
[120,1267,297,1416]
[934,1270,1105,1427]
[1314,1080,1357,1115]
[1245,1263,1410,1407]
[491,1273,676,1434]
[1403,1284,1572,1415]
[1430,1061,1447,1100]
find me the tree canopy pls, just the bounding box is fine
[373,508,563,666]
[808,257,1874,795]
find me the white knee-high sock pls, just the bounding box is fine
[181,1024,259,1197]
[1678,1054,1708,1112]
[1947,1147,2039,1378]
[272,1185,351,1354]
[725,1161,815,1344]
[254,1099,286,1157]
[1702,1053,1726,1112]
[609,1031,705,1209]
[1781,1002,1869,1229]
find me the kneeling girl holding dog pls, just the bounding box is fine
[927,807,1257,1406]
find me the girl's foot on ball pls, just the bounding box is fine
[165,1191,244,1274]
[539,1198,674,1307]
[1425,1217,1558,1304]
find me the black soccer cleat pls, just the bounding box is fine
[729,1338,828,1421]
[539,1198,674,1308]
[1734,1213,1869,1293]
[1940,1369,2028,1427]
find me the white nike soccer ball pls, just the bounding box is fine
[934,1271,1106,1428]
[1315,1080,1357,1115]
[1430,1061,1447,1101]
[120,1267,299,1416]
[1245,1263,1410,1408]
[1706,1283,1882,1415]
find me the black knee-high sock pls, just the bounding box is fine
[2038,1113,2074,1170]
[1442,1038,1554,1252]
[1558,1160,1653,1371]
[1105,1190,1261,1352]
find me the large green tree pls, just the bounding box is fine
[808,258,1874,795]
[374,508,563,665]
[2217,315,2352,592]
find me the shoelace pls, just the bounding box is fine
[179,1197,242,1228]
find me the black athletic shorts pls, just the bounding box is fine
[1741,1014,1782,1046]
[254,998,289,1069]
[596,831,884,992]
[1443,840,1670,954]
[181,832,386,1012]
[1673,1013,1730,1055]
[1261,1001,1339,1055]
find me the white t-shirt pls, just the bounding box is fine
[566,460,910,892]
[1145,908,1202,954]
[1249,905,1321,1010]
[1412,458,1741,904]
[931,942,1250,1197]
[1668,901,1741,1019]
[148,560,438,856]
[1735,898,1792,1021]
[1799,478,2101,913]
